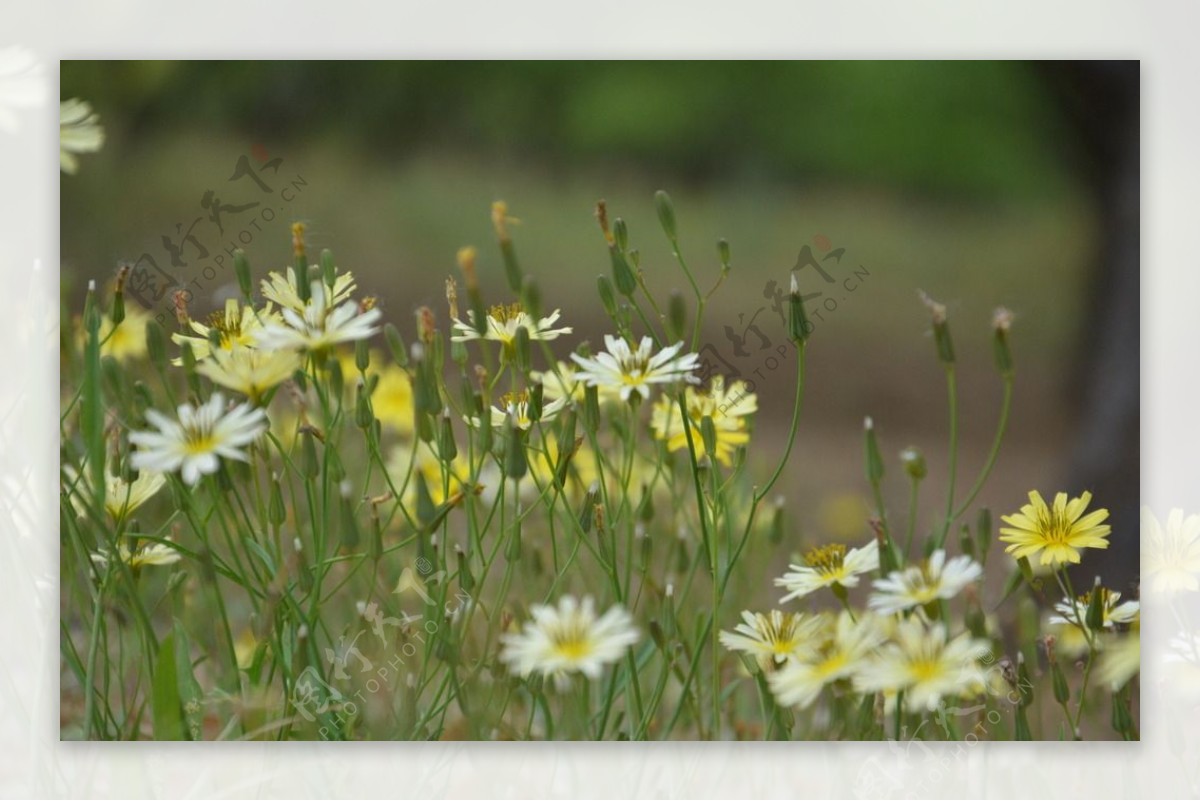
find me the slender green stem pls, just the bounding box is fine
[952,376,1014,520]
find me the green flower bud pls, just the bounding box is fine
[521,274,542,320]
[613,217,629,252]
[899,446,926,480]
[717,239,731,273]
[597,275,618,319]
[513,325,532,372]
[654,190,677,242]
[919,291,954,365]
[385,323,408,367]
[667,289,687,342]
[1085,577,1106,631]
[234,249,253,299]
[993,307,1015,378]
[438,409,458,462]
[355,338,370,373]
[863,417,884,484]
[503,418,527,480]
[788,273,811,344]
[145,319,167,372]
[321,249,337,289]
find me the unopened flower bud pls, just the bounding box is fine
[900,446,926,480]
[654,190,677,242]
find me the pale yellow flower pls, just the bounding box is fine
[719,609,823,672]
[769,612,887,709]
[64,463,166,523]
[500,595,638,691]
[1000,490,1111,566]
[775,539,880,602]
[650,375,756,466]
[196,345,301,402]
[172,299,281,362]
[96,305,152,363]
[91,539,181,570]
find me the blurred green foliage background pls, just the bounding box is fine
[60,61,1105,545]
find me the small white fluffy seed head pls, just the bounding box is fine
[293,537,303,553]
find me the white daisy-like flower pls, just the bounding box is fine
[172,299,281,362]
[91,539,181,570]
[868,550,983,615]
[261,267,358,313]
[1141,507,1200,595]
[196,345,302,402]
[1048,586,1140,630]
[719,609,823,672]
[570,335,701,403]
[768,611,888,709]
[500,595,639,691]
[854,617,989,712]
[63,463,166,523]
[469,390,568,431]
[451,302,571,345]
[532,360,620,405]
[775,539,880,603]
[255,281,382,352]
[60,97,105,174]
[129,393,268,486]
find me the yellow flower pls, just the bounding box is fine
[172,298,280,362]
[775,539,880,602]
[451,302,571,345]
[91,539,181,570]
[650,375,756,466]
[719,609,823,672]
[768,612,887,708]
[64,463,166,523]
[386,440,470,507]
[196,345,301,402]
[999,490,1111,566]
[96,305,152,363]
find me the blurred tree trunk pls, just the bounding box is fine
[1037,61,1139,595]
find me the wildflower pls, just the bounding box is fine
[1141,507,1200,595]
[91,539,181,570]
[171,299,280,361]
[261,267,358,313]
[854,617,989,712]
[129,393,267,486]
[868,550,983,615]
[1049,586,1139,630]
[650,375,756,466]
[768,612,887,709]
[96,305,151,363]
[195,346,302,402]
[500,595,639,691]
[63,463,166,523]
[470,391,568,431]
[532,360,619,405]
[999,490,1111,566]
[775,539,880,603]
[255,282,382,353]
[450,302,571,345]
[719,610,823,672]
[570,335,701,403]
[60,98,105,174]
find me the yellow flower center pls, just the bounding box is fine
[805,543,847,576]
[488,302,524,324]
[910,658,944,683]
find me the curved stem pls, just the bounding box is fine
[952,376,1014,520]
